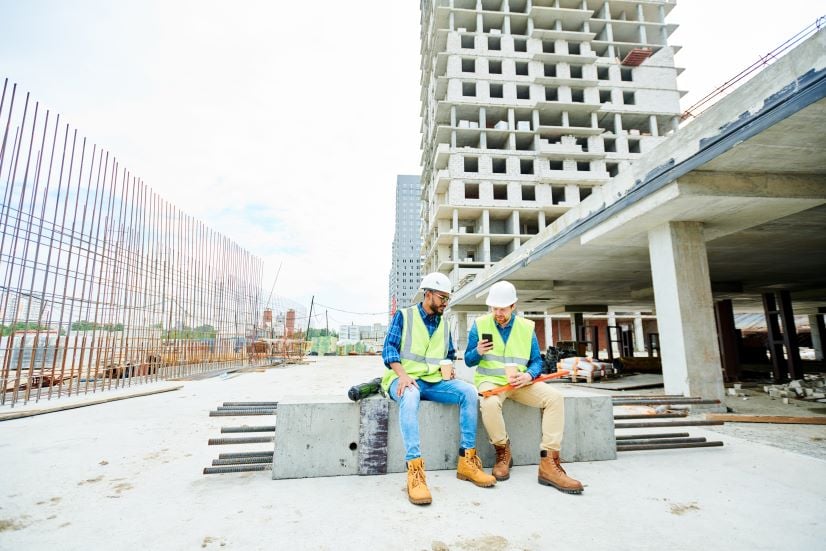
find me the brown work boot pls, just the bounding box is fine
[456,448,496,487]
[406,457,432,505]
[492,441,513,481]
[538,450,583,494]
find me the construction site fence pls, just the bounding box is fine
[0,77,264,406]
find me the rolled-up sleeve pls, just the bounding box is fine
[382,311,404,368]
[463,322,482,367]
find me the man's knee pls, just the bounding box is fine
[479,395,501,415]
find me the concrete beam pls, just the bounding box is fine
[546,304,609,314]
[272,390,616,480]
[648,221,725,406]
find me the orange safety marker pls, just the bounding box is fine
[478,370,570,397]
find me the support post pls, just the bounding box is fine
[648,222,724,403]
[714,299,740,382]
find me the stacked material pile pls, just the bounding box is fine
[760,374,826,404]
[557,357,616,382]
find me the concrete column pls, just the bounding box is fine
[483,237,491,264]
[503,15,510,35]
[561,111,570,127]
[452,208,459,232]
[482,209,491,264]
[648,221,724,403]
[649,115,659,137]
[482,209,490,233]
[449,12,455,31]
[607,310,618,357]
[544,313,553,349]
[633,313,645,353]
[538,210,546,231]
[456,312,469,358]
[570,313,584,344]
[637,4,647,43]
[810,314,825,360]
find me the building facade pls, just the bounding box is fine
[419,0,682,290]
[388,175,423,318]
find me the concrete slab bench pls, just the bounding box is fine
[272,386,615,480]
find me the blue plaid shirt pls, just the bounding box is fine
[382,303,456,368]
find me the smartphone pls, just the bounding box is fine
[481,333,493,343]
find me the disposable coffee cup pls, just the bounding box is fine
[440,359,454,380]
[504,363,518,378]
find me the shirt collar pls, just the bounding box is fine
[417,302,440,322]
[496,314,516,330]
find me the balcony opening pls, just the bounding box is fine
[621,68,633,82]
[515,135,534,151]
[516,85,530,100]
[464,156,479,172]
[575,137,589,152]
[515,61,529,76]
[549,160,563,170]
[579,186,592,201]
[462,58,476,73]
[628,139,641,154]
[542,40,555,54]
[520,159,534,174]
[490,83,504,98]
[493,183,508,200]
[623,91,636,105]
[577,161,590,172]
[544,64,557,78]
[521,185,536,201]
[607,162,619,177]
[492,158,507,174]
[552,185,565,204]
[464,182,480,199]
[597,66,609,81]
[489,59,502,74]
[488,36,501,50]
[514,38,527,52]
[461,35,475,49]
[571,89,584,103]
[570,65,583,79]
[568,42,581,55]
[545,87,558,101]
[604,138,616,152]
[462,82,477,96]
[599,89,611,103]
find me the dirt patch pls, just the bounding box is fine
[111,482,133,494]
[202,535,226,547]
[669,501,700,515]
[448,535,509,550]
[78,475,104,486]
[0,517,28,532]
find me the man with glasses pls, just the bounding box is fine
[382,272,496,505]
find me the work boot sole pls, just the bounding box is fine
[408,494,432,505]
[457,473,496,487]
[538,477,584,494]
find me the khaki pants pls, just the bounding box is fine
[478,381,564,452]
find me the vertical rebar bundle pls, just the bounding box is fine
[0,78,263,406]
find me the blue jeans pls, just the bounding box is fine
[387,377,479,461]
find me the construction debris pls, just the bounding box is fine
[757,374,826,403]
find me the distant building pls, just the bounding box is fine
[388,175,423,320]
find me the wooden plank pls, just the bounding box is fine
[0,385,183,421]
[706,414,826,425]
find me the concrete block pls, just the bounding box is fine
[273,388,615,480]
[272,395,360,479]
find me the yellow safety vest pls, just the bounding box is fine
[381,306,449,393]
[474,314,534,387]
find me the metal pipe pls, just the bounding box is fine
[615,432,691,440]
[614,420,725,429]
[615,437,707,446]
[616,441,725,452]
[207,436,275,446]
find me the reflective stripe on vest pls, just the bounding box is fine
[381,306,448,392]
[474,314,534,387]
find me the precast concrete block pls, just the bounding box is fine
[272,395,360,480]
[385,399,461,473]
[559,387,617,462]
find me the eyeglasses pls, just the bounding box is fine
[430,292,450,304]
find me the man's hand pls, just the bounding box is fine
[508,372,532,389]
[395,372,419,397]
[476,338,494,356]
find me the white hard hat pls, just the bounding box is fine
[486,281,518,307]
[419,272,452,295]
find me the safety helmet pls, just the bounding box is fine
[485,281,518,307]
[419,272,452,295]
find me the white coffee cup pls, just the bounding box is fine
[439,359,454,380]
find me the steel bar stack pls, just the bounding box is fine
[203,401,278,474]
[612,394,726,452]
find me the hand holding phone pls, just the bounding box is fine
[478,332,494,355]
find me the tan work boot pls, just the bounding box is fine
[406,457,432,505]
[538,450,583,494]
[492,441,513,481]
[456,448,497,487]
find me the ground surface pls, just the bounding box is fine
[1,356,824,550]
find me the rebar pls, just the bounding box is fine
[0,77,264,406]
[203,464,272,475]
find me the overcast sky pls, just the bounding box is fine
[1,1,823,328]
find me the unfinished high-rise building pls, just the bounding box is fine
[389,175,424,318]
[419,0,681,288]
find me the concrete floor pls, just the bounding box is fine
[1,356,825,550]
